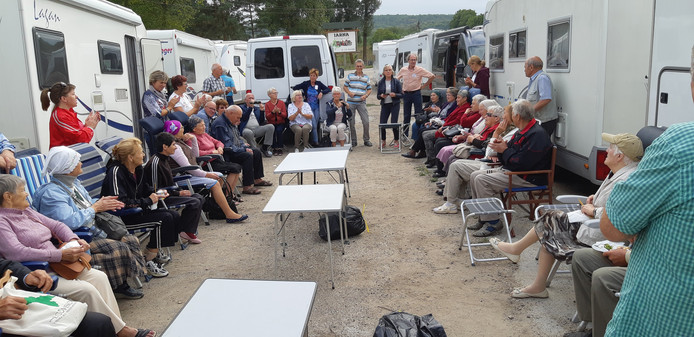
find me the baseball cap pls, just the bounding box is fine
[601,133,644,162]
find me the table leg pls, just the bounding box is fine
[344,168,351,197]
[324,212,335,289]
[274,213,280,279]
[338,210,345,255]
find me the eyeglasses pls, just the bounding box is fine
[486,113,498,117]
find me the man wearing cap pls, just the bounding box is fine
[598,46,694,336]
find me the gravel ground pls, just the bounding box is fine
[119,69,597,336]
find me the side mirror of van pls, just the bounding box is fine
[338,68,345,79]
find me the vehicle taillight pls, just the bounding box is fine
[246,89,252,94]
[283,36,290,40]
[595,149,609,181]
[428,82,432,90]
[328,86,333,91]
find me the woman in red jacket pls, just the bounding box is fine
[41,82,100,148]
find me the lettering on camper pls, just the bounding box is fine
[34,0,61,28]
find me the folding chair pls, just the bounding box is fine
[459,197,515,265]
[377,123,402,154]
[500,146,557,220]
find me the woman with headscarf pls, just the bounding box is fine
[0,175,156,337]
[142,70,179,120]
[32,146,146,299]
[163,119,248,223]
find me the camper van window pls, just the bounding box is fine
[508,30,527,60]
[488,35,504,71]
[417,49,423,64]
[254,47,285,79]
[233,56,241,67]
[32,27,69,89]
[290,46,321,77]
[180,57,197,83]
[547,20,571,71]
[97,40,123,74]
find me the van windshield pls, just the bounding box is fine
[291,46,322,77]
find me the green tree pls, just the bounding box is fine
[259,0,329,35]
[111,0,198,30]
[188,1,248,41]
[370,28,400,44]
[449,9,483,29]
[359,0,381,60]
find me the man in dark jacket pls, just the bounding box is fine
[0,258,116,336]
[239,93,274,156]
[469,99,553,236]
[144,133,204,244]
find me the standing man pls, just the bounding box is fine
[397,54,434,137]
[239,93,275,157]
[220,68,237,105]
[598,46,694,337]
[202,63,232,101]
[522,56,558,137]
[343,59,373,147]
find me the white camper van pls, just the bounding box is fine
[1,0,162,153]
[147,30,218,94]
[431,27,486,89]
[373,40,397,81]
[246,35,340,120]
[215,40,247,103]
[393,28,440,98]
[485,0,694,184]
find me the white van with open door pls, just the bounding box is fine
[246,35,340,121]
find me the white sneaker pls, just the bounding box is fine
[152,251,171,265]
[146,261,169,278]
[433,203,458,214]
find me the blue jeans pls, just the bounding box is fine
[402,90,423,137]
[271,123,286,149]
[411,123,422,141]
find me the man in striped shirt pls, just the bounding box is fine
[343,59,373,147]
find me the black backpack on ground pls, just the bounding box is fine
[318,205,366,241]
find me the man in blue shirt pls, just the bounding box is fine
[522,57,558,137]
[0,132,16,173]
[220,68,237,106]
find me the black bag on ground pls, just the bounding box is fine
[373,312,447,337]
[202,180,238,219]
[318,205,366,241]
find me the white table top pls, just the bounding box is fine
[162,279,317,337]
[303,144,352,152]
[274,150,349,174]
[263,184,345,213]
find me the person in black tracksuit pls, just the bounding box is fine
[143,133,204,244]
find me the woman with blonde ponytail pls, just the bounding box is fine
[42,82,100,148]
[464,55,490,97]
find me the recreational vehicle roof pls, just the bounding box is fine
[62,0,142,25]
[147,30,216,51]
[248,35,328,43]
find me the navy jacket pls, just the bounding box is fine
[0,258,35,291]
[238,104,267,133]
[376,77,403,105]
[325,100,352,126]
[499,119,553,186]
[292,80,331,103]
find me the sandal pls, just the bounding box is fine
[242,188,261,195]
[135,328,156,337]
[255,180,273,187]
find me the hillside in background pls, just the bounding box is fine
[373,14,454,31]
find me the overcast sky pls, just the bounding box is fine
[375,0,488,15]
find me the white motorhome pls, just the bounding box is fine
[485,0,694,184]
[1,0,162,153]
[215,40,248,103]
[147,30,218,95]
[372,40,397,81]
[246,35,340,120]
[393,28,440,98]
[431,27,486,89]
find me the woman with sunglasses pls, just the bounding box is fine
[42,82,101,148]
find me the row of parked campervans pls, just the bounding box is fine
[2,0,341,155]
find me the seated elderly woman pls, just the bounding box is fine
[164,119,248,223]
[188,115,242,196]
[0,175,156,337]
[490,133,643,299]
[325,87,352,147]
[402,87,459,158]
[101,138,178,278]
[287,89,313,152]
[411,89,443,141]
[32,146,146,300]
[433,100,502,176]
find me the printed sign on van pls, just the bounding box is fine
[327,31,357,53]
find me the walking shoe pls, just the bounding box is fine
[472,221,503,237]
[114,284,144,300]
[152,251,171,265]
[435,189,444,196]
[180,232,202,244]
[146,260,169,278]
[467,219,486,230]
[432,203,458,214]
[436,181,446,189]
[364,140,373,147]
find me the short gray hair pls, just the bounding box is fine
[267,87,277,96]
[188,115,204,130]
[472,94,488,104]
[148,70,168,85]
[527,56,543,69]
[511,99,534,121]
[291,90,303,102]
[608,143,634,165]
[332,87,342,94]
[355,59,364,65]
[211,63,222,72]
[446,87,458,97]
[479,99,499,110]
[0,175,25,199]
[487,105,504,117]
[457,89,469,99]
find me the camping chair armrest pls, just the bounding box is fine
[503,169,552,176]
[73,228,93,243]
[556,195,589,204]
[109,207,143,217]
[21,261,49,271]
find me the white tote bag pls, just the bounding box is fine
[0,271,87,337]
